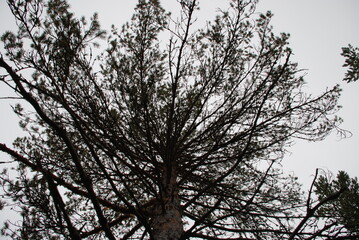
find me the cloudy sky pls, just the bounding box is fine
[0,0,358,229]
[257,0,359,187]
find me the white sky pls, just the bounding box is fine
[256,0,359,187]
[0,0,358,231]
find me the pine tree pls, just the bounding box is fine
[0,0,350,239]
[341,44,359,83]
[315,171,359,236]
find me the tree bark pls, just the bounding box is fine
[151,166,184,240]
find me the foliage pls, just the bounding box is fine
[0,0,350,239]
[315,170,359,235]
[341,44,359,83]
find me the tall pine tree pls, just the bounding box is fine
[0,0,350,239]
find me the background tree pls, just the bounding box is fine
[314,170,359,236]
[341,44,359,83]
[0,0,349,239]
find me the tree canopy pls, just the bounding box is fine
[315,170,359,235]
[0,0,353,239]
[341,44,359,83]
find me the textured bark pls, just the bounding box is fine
[151,166,184,240]
[151,200,183,240]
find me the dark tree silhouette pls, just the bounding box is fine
[315,170,359,236]
[0,0,350,239]
[341,44,359,83]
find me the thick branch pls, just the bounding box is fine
[0,143,130,214]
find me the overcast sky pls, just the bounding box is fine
[0,0,358,230]
[257,0,359,187]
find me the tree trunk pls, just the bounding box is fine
[151,166,184,240]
